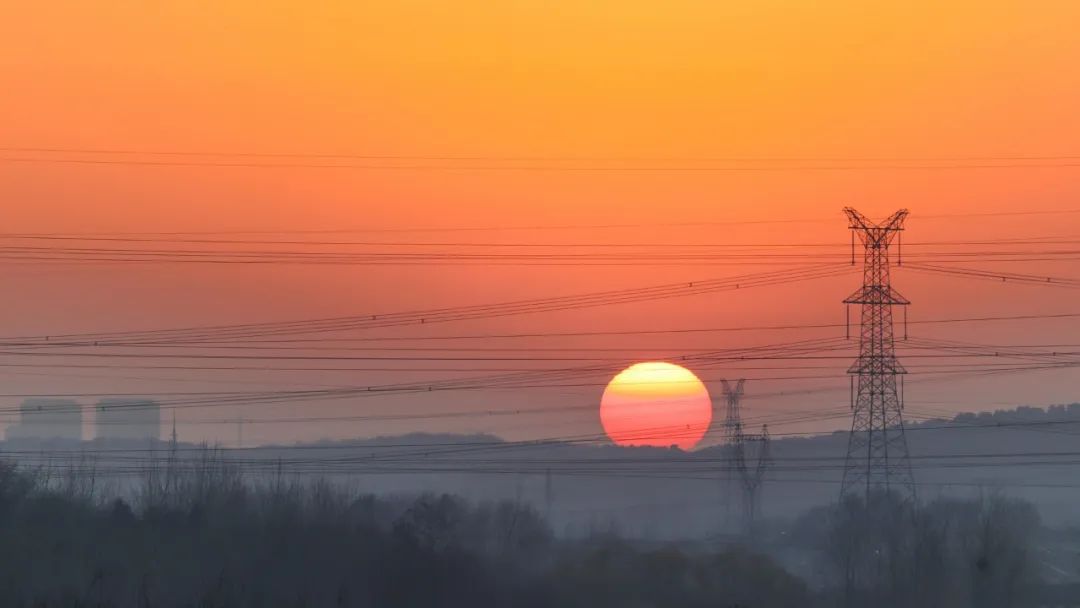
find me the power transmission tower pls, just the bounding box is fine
[720,379,744,528]
[839,208,916,503]
[166,413,179,500]
[234,416,244,449]
[544,467,554,523]
[721,379,771,532]
[721,378,746,490]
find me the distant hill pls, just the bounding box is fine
[2,405,1079,538]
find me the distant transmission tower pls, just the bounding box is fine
[544,468,554,523]
[840,208,916,503]
[721,379,771,531]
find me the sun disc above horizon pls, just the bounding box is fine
[599,361,712,451]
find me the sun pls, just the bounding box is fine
[599,361,712,450]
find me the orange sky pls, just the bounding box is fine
[3,2,1080,445]
[6,1,1080,231]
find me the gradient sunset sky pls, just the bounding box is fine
[4,1,1080,445]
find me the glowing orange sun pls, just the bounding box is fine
[599,361,712,450]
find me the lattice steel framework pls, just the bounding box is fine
[839,208,916,503]
[722,379,771,530]
[722,379,746,457]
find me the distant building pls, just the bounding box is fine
[5,398,83,441]
[95,398,160,441]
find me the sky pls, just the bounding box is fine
[3,1,1080,446]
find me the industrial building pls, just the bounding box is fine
[5,398,83,441]
[95,398,161,441]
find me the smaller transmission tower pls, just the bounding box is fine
[721,379,745,526]
[721,378,746,467]
[839,208,916,503]
[544,467,554,522]
[721,379,772,532]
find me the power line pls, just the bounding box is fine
[8,304,1080,352]
[0,265,851,344]
[8,242,1080,266]
[905,263,1080,289]
[8,146,1080,163]
[5,208,1080,238]
[0,360,1073,418]
[70,311,1067,344]
[6,234,1080,247]
[9,154,1080,172]
[9,346,1080,364]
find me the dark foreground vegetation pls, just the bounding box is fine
[794,491,1055,608]
[0,451,1067,607]
[0,456,809,607]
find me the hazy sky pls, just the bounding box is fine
[3,1,1080,445]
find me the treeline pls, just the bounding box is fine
[0,454,809,607]
[0,448,1060,607]
[943,403,1080,425]
[790,491,1046,608]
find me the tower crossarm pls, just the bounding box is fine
[847,357,907,375]
[843,285,910,306]
[844,207,909,249]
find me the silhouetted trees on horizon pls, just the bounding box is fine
[0,447,1062,607]
[790,490,1044,608]
[0,454,812,607]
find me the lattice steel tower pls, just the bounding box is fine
[721,379,771,530]
[839,208,916,503]
[721,379,746,463]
